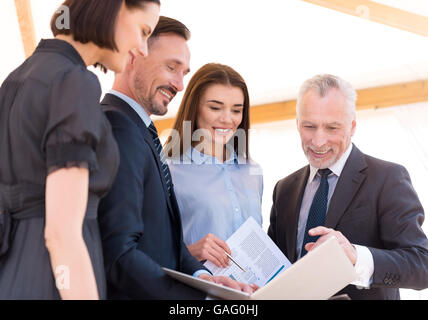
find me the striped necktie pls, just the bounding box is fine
[148,122,172,197]
[301,168,332,257]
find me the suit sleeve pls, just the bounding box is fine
[267,181,279,243]
[98,113,206,299]
[369,164,428,290]
[179,243,210,276]
[173,191,211,276]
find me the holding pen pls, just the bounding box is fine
[224,251,247,273]
[186,233,249,271]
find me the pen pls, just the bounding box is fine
[224,251,246,273]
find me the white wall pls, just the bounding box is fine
[249,101,428,299]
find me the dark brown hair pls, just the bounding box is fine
[166,63,250,160]
[148,16,191,46]
[51,0,160,51]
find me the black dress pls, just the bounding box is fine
[0,39,119,299]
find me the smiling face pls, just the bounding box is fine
[297,88,356,169]
[100,2,160,73]
[131,33,191,116]
[196,84,244,153]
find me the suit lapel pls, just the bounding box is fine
[284,166,310,262]
[101,94,178,224]
[101,94,147,131]
[325,145,367,229]
[141,127,178,223]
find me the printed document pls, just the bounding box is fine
[204,217,292,287]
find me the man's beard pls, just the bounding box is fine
[303,145,338,169]
[145,96,168,116]
[135,88,168,116]
[133,75,169,116]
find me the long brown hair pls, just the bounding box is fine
[166,63,250,160]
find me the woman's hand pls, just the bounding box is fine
[187,233,232,268]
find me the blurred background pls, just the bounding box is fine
[2,0,428,299]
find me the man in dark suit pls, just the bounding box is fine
[268,74,428,300]
[98,16,253,299]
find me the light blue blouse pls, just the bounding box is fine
[169,147,263,245]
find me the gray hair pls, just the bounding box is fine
[296,74,357,120]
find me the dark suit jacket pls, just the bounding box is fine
[268,144,428,300]
[98,93,206,299]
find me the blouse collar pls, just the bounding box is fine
[184,147,239,165]
[35,39,87,68]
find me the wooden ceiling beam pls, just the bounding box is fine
[154,79,428,134]
[14,0,37,58]
[302,0,428,38]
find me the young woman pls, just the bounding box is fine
[167,63,263,269]
[0,0,159,299]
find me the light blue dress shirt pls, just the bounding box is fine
[169,147,263,246]
[109,90,152,127]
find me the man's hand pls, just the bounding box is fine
[304,226,357,265]
[187,233,231,268]
[198,274,258,294]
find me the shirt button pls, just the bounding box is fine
[234,208,239,212]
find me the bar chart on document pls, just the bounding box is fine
[204,217,292,287]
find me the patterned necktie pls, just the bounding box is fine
[301,168,332,257]
[148,122,172,197]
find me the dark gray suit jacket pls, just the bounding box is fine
[268,144,428,300]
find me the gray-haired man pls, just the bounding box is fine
[268,74,428,300]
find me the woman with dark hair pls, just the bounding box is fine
[0,0,159,299]
[167,63,263,269]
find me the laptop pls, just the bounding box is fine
[163,236,356,300]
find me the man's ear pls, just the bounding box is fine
[350,119,356,137]
[130,50,137,63]
[125,50,137,71]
